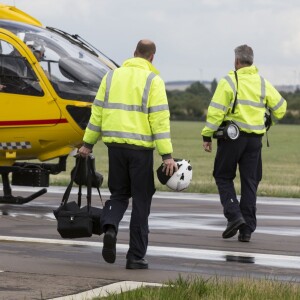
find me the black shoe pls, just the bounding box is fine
[222,217,246,239]
[126,258,148,270]
[238,233,251,242]
[102,227,117,264]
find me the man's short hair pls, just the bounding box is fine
[234,45,254,65]
[135,40,156,60]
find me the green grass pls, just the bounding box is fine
[51,121,300,198]
[93,276,300,300]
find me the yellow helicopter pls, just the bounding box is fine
[0,4,118,204]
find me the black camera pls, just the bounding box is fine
[213,121,240,140]
[264,108,272,131]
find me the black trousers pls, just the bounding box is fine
[101,146,155,260]
[213,135,262,233]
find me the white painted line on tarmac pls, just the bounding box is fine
[1,235,300,269]
[50,281,163,300]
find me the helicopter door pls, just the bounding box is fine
[0,37,62,128]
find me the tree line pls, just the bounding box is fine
[167,80,300,124]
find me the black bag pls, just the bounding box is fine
[81,205,103,236]
[53,156,104,238]
[71,155,103,188]
[53,201,93,238]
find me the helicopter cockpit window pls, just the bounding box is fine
[32,36,110,102]
[15,31,110,102]
[0,20,115,102]
[0,39,44,96]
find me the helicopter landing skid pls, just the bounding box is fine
[0,189,47,204]
[0,171,47,204]
[0,188,47,204]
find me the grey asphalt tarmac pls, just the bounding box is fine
[0,186,299,299]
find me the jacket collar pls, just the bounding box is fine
[230,65,258,75]
[122,57,160,75]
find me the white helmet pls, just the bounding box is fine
[157,159,192,192]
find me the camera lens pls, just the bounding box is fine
[227,124,239,140]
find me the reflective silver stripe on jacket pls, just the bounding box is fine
[224,76,236,95]
[103,71,166,113]
[104,103,144,112]
[205,121,219,131]
[142,72,156,112]
[153,132,170,140]
[210,101,227,112]
[208,75,235,111]
[234,120,265,130]
[102,130,170,142]
[87,122,101,132]
[103,102,169,114]
[260,76,266,104]
[236,99,265,108]
[93,99,104,107]
[104,70,114,105]
[271,97,285,111]
[224,74,266,108]
[149,104,169,113]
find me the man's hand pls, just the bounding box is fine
[162,158,178,176]
[203,141,212,152]
[78,145,92,157]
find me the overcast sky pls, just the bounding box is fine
[4,0,300,85]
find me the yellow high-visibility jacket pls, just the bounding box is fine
[83,57,173,156]
[202,65,287,139]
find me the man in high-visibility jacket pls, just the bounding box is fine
[79,39,177,269]
[201,44,287,242]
